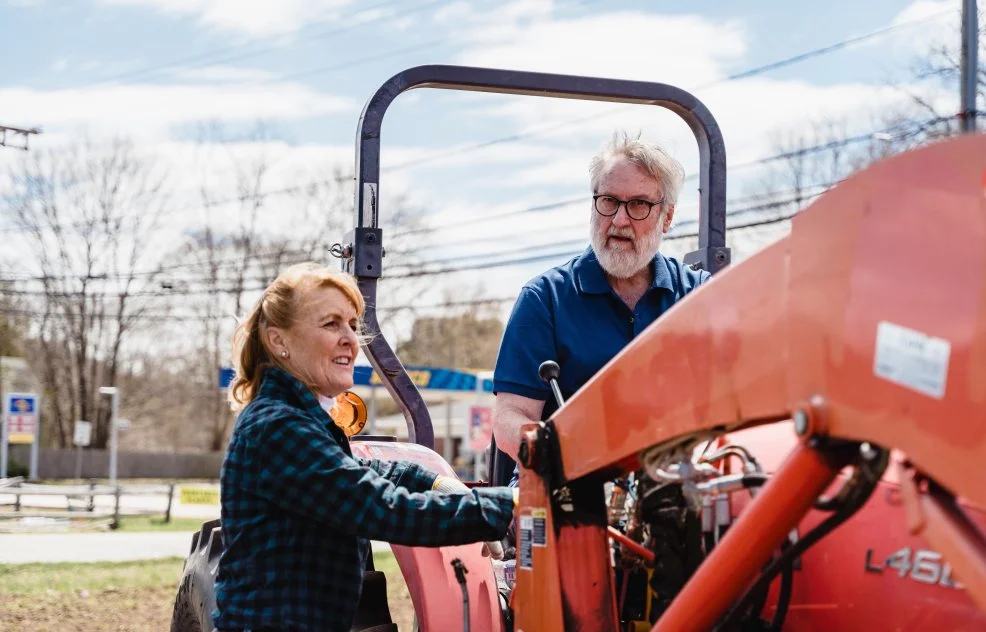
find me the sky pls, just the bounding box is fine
[0,0,966,348]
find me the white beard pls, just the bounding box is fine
[590,217,662,279]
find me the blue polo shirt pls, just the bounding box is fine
[492,246,710,482]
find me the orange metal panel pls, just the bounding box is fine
[556,522,619,630]
[552,133,986,510]
[511,457,565,632]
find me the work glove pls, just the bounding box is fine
[433,475,512,560]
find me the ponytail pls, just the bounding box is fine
[228,299,272,412]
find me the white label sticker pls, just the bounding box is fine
[518,516,534,569]
[874,321,951,399]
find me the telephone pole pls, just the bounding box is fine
[0,124,41,151]
[960,0,979,133]
[0,123,40,478]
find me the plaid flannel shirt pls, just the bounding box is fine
[213,366,515,632]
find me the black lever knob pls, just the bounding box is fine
[538,360,565,408]
[538,360,560,383]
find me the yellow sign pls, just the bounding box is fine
[8,433,33,444]
[179,486,220,505]
[369,369,431,387]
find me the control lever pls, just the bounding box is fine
[538,360,565,408]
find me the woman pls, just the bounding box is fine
[212,262,516,632]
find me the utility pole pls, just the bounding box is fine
[0,124,41,151]
[0,125,39,478]
[960,0,980,133]
[100,387,121,486]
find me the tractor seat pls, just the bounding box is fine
[487,435,517,488]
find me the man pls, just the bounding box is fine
[491,131,712,484]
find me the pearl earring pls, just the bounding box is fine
[280,350,288,358]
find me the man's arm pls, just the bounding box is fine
[492,392,546,461]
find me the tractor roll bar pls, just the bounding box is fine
[345,64,730,448]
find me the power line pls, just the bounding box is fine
[0,106,946,285]
[0,14,949,239]
[84,0,414,87]
[0,180,826,287]
[392,196,587,238]
[379,9,957,174]
[0,293,518,321]
[239,0,592,87]
[0,180,829,295]
[385,188,829,279]
[388,183,834,269]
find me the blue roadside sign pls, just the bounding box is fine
[218,367,235,389]
[218,365,494,393]
[353,365,493,392]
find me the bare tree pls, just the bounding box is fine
[1,136,170,449]
[896,11,984,139]
[396,286,505,370]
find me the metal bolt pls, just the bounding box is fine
[860,442,877,461]
[793,409,809,436]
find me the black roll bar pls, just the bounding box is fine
[344,64,729,448]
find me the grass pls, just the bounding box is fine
[0,552,414,631]
[0,557,186,594]
[0,552,399,595]
[115,515,207,532]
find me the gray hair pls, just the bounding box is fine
[589,131,685,206]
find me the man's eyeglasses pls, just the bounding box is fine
[593,194,665,221]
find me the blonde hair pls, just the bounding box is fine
[589,130,685,206]
[227,262,365,412]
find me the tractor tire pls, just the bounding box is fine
[170,518,223,632]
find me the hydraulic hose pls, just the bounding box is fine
[451,558,470,632]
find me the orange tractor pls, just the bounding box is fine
[172,65,986,631]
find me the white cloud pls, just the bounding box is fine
[0,82,356,139]
[442,7,958,208]
[458,11,746,86]
[893,0,955,25]
[433,1,471,24]
[99,0,355,36]
[877,0,961,59]
[168,65,277,82]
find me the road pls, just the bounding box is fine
[0,484,390,563]
[0,531,197,564]
[0,531,392,564]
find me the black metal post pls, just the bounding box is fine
[165,483,175,524]
[111,485,121,530]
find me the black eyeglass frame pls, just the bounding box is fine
[592,194,666,221]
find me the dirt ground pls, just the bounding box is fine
[1,586,176,632]
[0,569,416,632]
